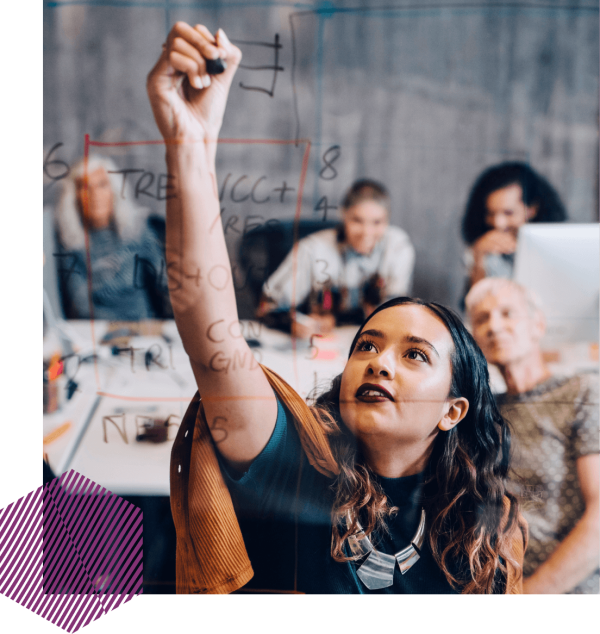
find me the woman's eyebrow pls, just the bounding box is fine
[359,330,441,358]
[405,335,440,358]
[359,328,385,339]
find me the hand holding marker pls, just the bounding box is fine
[205,57,227,75]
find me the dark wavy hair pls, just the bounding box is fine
[310,297,524,593]
[461,162,567,245]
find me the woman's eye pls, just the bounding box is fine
[357,340,376,352]
[406,349,428,362]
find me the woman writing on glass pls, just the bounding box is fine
[147,22,527,594]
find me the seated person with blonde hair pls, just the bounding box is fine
[258,179,415,338]
[466,277,599,594]
[55,155,171,320]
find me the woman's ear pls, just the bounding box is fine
[526,203,538,221]
[438,397,469,432]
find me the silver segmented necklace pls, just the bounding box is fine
[348,509,426,590]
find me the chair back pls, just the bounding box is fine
[238,219,340,310]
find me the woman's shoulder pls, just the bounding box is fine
[261,365,340,479]
[383,225,414,249]
[219,395,297,484]
[299,227,339,250]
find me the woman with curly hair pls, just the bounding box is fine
[147,21,527,594]
[461,162,567,291]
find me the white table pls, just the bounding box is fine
[47,320,597,495]
[44,320,359,495]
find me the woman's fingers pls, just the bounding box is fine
[487,235,517,254]
[474,230,517,255]
[489,231,517,250]
[193,24,236,63]
[216,28,241,65]
[166,22,240,89]
[171,37,211,88]
[171,21,221,61]
[215,28,231,59]
[194,23,217,46]
[168,50,206,89]
[147,20,242,139]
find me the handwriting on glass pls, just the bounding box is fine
[232,34,285,98]
[42,143,71,184]
[102,414,181,445]
[109,169,177,200]
[208,348,263,374]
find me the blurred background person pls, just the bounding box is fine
[54,155,172,320]
[461,162,567,293]
[257,179,415,338]
[466,278,599,594]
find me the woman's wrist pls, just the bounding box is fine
[164,140,216,182]
[165,138,211,163]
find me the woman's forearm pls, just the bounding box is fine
[164,142,239,365]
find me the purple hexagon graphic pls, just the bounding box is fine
[0,470,143,631]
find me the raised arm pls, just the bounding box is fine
[146,22,277,470]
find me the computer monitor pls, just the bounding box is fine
[514,223,599,346]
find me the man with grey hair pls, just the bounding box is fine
[466,277,599,594]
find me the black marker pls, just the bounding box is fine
[205,58,227,75]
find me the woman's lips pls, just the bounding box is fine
[355,383,394,402]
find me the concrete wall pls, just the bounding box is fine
[43,0,599,314]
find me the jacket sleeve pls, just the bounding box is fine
[170,393,254,594]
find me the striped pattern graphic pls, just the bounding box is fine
[0,470,143,631]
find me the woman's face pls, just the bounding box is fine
[76,167,114,230]
[340,304,459,447]
[484,183,537,236]
[342,200,388,255]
